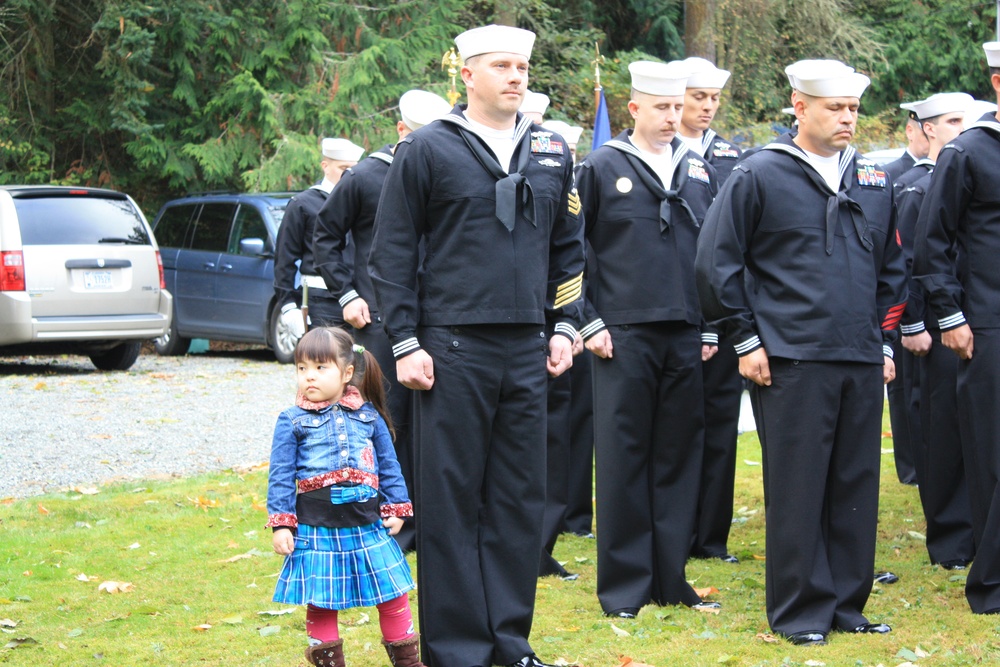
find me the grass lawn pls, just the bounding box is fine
[3,411,999,666]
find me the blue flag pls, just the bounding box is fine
[592,88,612,151]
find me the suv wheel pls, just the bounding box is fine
[154,308,191,356]
[270,303,299,364]
[89,341,143,371]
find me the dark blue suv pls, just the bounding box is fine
[150,192,298,362]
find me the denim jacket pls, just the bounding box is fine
[266,385,412,528]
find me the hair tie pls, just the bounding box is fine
[353,344,366,354]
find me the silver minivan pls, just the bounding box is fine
[0,186,172,370]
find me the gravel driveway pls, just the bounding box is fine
[0,346,294,499]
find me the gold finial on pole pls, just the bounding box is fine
[591,42,606,108]
[441,47,462,106]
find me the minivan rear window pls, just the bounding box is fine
[14,196,151,246]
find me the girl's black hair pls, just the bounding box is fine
[294,327,395,439]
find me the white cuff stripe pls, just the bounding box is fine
[579,319,606,339]
[900,322,926,335]
[939,312,966,329]
[734,336,761,355]
[392,338,421,358]
[701,333,719,345]
[338,290,360,307]
[883,345,894,359]
[554,322,577,339]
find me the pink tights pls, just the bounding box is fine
[306,593,415,643]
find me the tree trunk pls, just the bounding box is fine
[685,0,717,61]
[494,1,517,26]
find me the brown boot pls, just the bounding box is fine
[304,638,344,667]
[382,635,425,667]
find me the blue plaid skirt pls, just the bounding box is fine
[273,522,414,609]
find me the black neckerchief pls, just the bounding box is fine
[440,107,536,231]
[762,135,873,256]
[605,132,699,233]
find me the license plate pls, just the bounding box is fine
[84,270,113,289]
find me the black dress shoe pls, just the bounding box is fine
[508,655,559,667]
[874,571,899,584]
[718,553,739,564]
[605,607,638,619]
[940,559,971,570]
[853,622,891,634]
[787,631,827,646]
[571,530,596,539]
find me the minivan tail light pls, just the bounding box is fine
[1,250,26,291]
[156,250,165,289]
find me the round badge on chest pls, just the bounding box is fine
[616,177,633,194]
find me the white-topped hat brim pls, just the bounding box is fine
[455,25,535,62]
[629,61,690,97]
[399,90,453,130]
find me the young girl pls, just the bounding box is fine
[266,327,424,667]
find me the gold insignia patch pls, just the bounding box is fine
[567,190,581,216]
[553,272,584,310]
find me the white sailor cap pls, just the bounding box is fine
[541,120,584,146]
[399,90,452,130]
[965,99,998,127]
[629,60,690,97]
[520,91,550,116]
[785,59,870,98]
[682,57,731,89]
[781,107,795,116]
[985,42,1000,67]
[900,92,974,121]
[455,25,535,62]
[321,137,365,162]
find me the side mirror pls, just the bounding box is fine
[239,238,267,256]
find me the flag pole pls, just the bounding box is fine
[592,42,605,109]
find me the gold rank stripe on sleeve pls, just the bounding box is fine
[553,272,584,309]
[567,190,581,216]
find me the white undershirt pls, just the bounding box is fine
[464,115,516,173]
[317,178,336,194]
[801,148,841,192]
[678,131,706,157]
[630,138,674,190]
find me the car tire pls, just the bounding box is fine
[153,311,191,356]
[89,341,143,371]
[270,303,299,364]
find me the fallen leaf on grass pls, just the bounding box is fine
[618,657,657,666]
[149,373,175,380]
[71,486,100,495]
[743,460,760,466]
[0,619,17,628]
[803,660,825,666]
[34,381,47,390]
[896,648,922,662]
[22,571,32,577]
[258,608,296,616]
[220,616,243,625]
[189,496,220,510]
[908,531,927,541]
[610,623,631,637]
[125,543,140,550]
[98,581,134,594]
[694,586,719,598]
[4,637,39,649]
[353,612,370,626]
[695,605,721,615]
[755,633,780,643]
[551,659,578,666]
[220,549,266,563]
[67,628,83,638]
[751,554,766,560]
[192,624,212,632]
[258,625,281,637]
[38,504,49,515]
[75,573,97,582]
